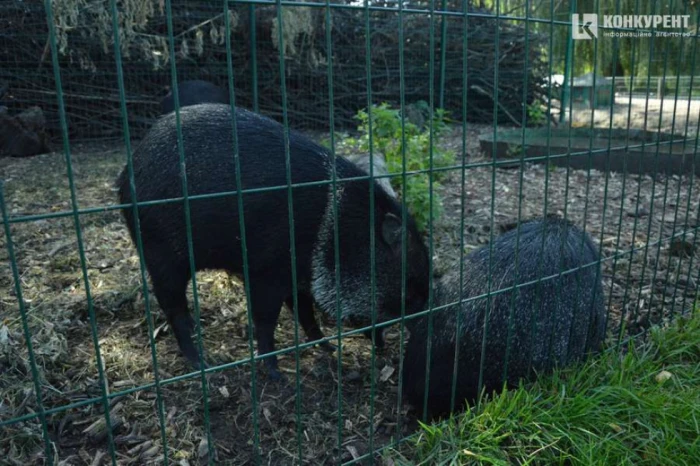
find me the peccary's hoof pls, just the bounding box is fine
[266,367,285,383]
[318,341,337,353]
[263,358,285,383]
[189,357,209,372]
[374,337,386,351]
[363,329,385,350]
[183,349,209,371]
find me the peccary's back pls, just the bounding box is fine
[403,217,606,418]
[117,104,367,277]
[116,103,428,323]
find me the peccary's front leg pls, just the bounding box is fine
[286,292,336,353]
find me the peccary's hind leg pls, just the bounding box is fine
[286,293,336,353]
[363,328,386,350]
[250,282,285,381]
[150,265,207,369]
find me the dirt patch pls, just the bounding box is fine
[1,122,698,464]
[569,96,700,136]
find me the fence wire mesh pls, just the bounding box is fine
[1,0,699,465]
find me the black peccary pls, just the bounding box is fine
[160,80,228,114]
[0,106,50,158]
[117,104,429,379]
[402,218,606,418]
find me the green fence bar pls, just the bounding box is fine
[223,1,262,463]
[321,1,345,459]
[362,1,379,461]
[617,0,660,344]
[646,0,691,321]
[606,0,639,340]
[419,0,437,423]
[249,3,259,112]
[394,0,411,441]
[0,184,53,464]
[162,0,214,461]
[570,0,601,359]
[273,0,306,462]
[477,0,502,404]
[108,0,170,463]
[632,0,671,339]
[42,0,118,463]
[501,0,531,387]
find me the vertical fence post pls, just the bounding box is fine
[249,3,259,112]
[632,0,675,337]
[223,2,261,463]
[0,184,54,464]
[273,0,306,461]
[501,0,532,388]
[522,0,559,375]
[607,0,641,340]
[474,0,502,408]
[618,0,661,344]
[162,0,214,461]
[648,0,692,321]
[394,0,411,441]
[566,0,604,360]
[561,0,576,123]
[362,1,380,460]
[321,1,346,460]
[438,0,448,110]
[41,1,118,463]
[107,0,170,462]
[448,0,472,418]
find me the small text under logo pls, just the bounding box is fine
[572,14,692,40]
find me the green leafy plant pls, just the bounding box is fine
[350,103,454,231]
[526,100,547,127]
[506,143,523,158]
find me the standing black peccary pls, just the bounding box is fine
[160,80,228,114]
[117,104,430,379]
[402,217,606,418]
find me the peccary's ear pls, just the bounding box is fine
[381,212,403,252]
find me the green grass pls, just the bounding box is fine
[389,313,700,465]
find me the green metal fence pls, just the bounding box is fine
[1,0,699,464]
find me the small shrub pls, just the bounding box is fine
[349,103,454,231]
[506,143,523,158]
[526,100,548,126]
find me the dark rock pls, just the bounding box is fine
[0,108,50,157]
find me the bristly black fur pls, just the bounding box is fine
[402,217,606,419]
[117,104,430,379]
